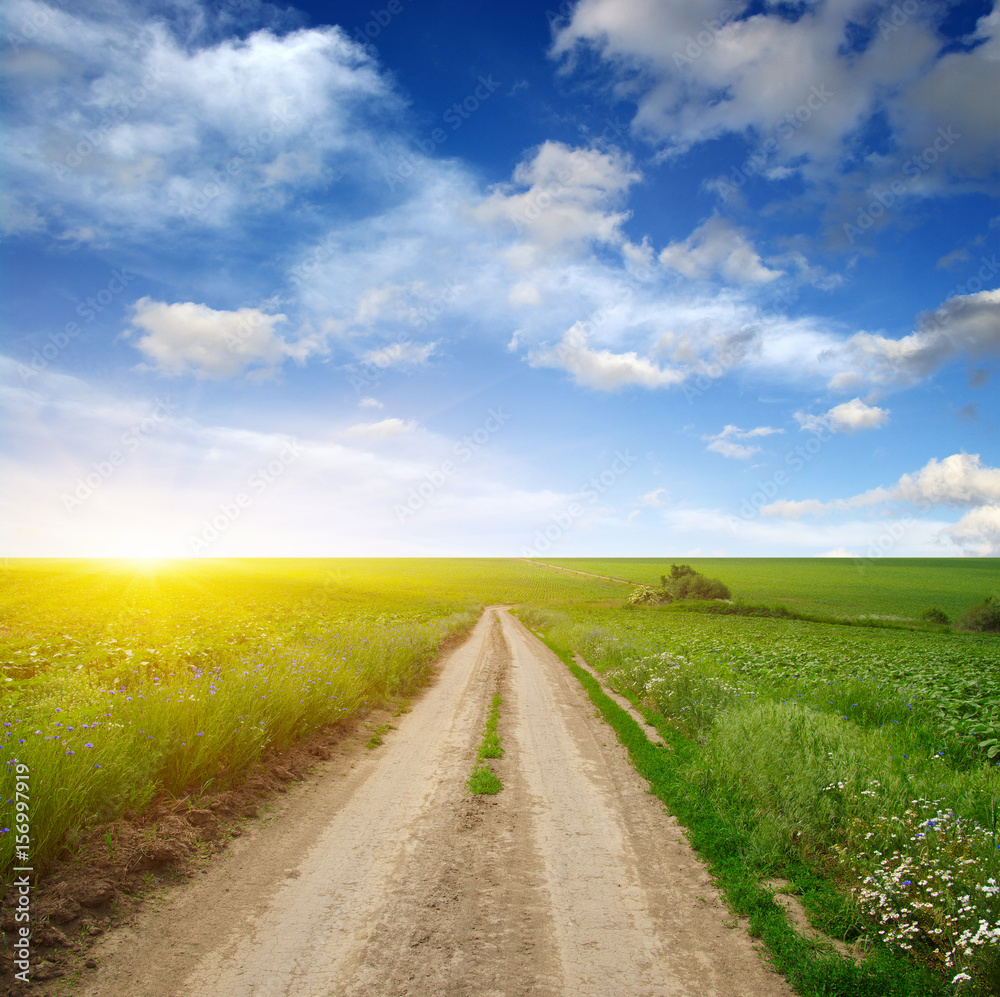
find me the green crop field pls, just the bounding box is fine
[519,591,1000,991]
[536,557,1000,621]
[3,557,998,992]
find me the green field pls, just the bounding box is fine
[2,557,998,993]
[537,557,1000,620]
[0,558,623,879]
[519,592,1000,992]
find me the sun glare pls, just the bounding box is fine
[111,553,179,572]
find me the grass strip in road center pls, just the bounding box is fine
[467,694,503,795]
[537,637,949,997]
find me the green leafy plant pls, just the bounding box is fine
[467,693,504,793]
[466,763,502,795]
[477,694,503,759]
[365,723,393,749]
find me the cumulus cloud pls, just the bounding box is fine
[942,505,1000,556]
[795,397,890,434]
[832,289,1000,389]
[704,423,784,459]
[126,298,325,379]
[1,0,394,240]
[760,453,1000,554]
[470,141,640,266]
[529,323,685,390]
[894,453,1000,508]
[552,0,1000,202]
[659,217,783,284]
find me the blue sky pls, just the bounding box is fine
[1,0,998,558]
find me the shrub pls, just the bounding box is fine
[920,607,950,625]
[672,573,732,601]
[627,584,667,606]
[957,596,1000,634]
[629,567,731,605]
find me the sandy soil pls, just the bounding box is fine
[69,608,792,997]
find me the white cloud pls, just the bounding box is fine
[529,323,686,390]
[358,397,383,409]
[659,217,782,284]
[125,298,326,379]
[354,283,425,326]
[704,423,783,459]
[834,290,1000,388]
[760,453,1000,555]
[470,141,640,266]
[509,281,543,307]
[894,4,1000,182]
[1,1,395,239]
[762,498,840,519]
[552,0,1000,199]
[0,357,574,556]
[639,487,669,507]
[661,505,956,557]
[894,453,1000,508]
[795,397,890,434]
[942,505,1000,557]
[359,341,436,369]
[343,418,416,440]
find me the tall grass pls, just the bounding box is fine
[524,605,1000,991]
[1,558,623,880]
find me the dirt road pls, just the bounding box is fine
[77,609,791,997]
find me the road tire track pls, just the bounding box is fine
[74,608,790,997]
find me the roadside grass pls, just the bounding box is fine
[467,694,504,795]
[544,637,952,997]
[522,607,1000,995]
[365,723,393,749]
[477,694,504,760]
